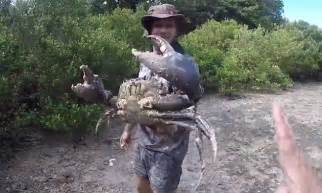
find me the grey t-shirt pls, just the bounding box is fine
[135,123,190,163]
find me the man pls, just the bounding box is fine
[120,4,203,193]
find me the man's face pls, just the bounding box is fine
[150,18,177,43]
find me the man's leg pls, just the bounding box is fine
[136,176,177,193]
[137,176,153,193]
[134,145,154,193]
[149,152,183,193]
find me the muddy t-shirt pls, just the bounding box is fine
[135,42,191,162]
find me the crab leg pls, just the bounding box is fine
[194,128,206,191]
[142,109,217,162]
[146,110,195,120]
[161,120,196,131]
[195,115,217,162]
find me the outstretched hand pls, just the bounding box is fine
[272,103,322,193]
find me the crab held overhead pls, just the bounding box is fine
[132,35,203,102]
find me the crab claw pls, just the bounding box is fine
[132,35,203,101]
[72,65,112,104]
[72,65,98,101]
[147,35,175,56]
[80,65,94,84]
[131,48,141,57]
[71,82,99,102]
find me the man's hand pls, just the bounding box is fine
[272,103,322,193]
[120,123,133,150]
[120,130,131,150]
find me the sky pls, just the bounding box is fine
[283,0,322,28]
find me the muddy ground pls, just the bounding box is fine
[1,83,322,193]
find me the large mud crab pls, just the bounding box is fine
[71,35,217,189]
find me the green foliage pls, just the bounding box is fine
[0,76,15,127]
[216,27,293,94]
[0,0,11,17]
[98,8,147,49]
[0,22,19,127]
[1,0,322,133]
[89,0,116,14]
[89,0,146,14]
[78,8,147,90]
[157,0,284,30]
[78,26,135,91]
[181,20,241,88]
[283,21,322,75]
[183,20,321,94]
[15,100,103,133]
[89,0,285,30]
[38,101,103,132]
[0,23,14,73]
[285,20,322,42]
[269,27,320,79]
[182,20,241,51]
[0,0,145,133]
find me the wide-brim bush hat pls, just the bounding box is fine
[142,4,189,36]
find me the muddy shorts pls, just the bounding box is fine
[134,145,183,193]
